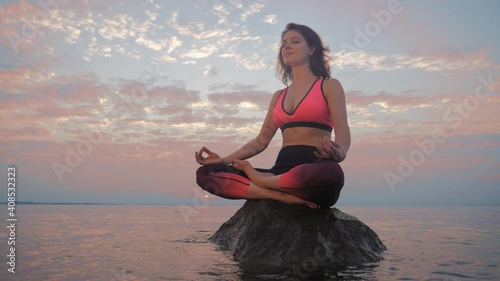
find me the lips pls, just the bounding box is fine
[283,52,293,57]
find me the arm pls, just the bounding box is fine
[221,90,281,164]
[323,78,351,160]
[196,90,281,165]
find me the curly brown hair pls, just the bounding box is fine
[276,23,332,85]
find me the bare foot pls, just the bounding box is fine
[305,201,319,209]
[279,192,318,209]
[234,161,319,209]
[247,183,318,209]
[233,160,278,189]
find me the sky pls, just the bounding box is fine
[0,0,499,206]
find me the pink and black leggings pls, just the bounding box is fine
[195,145,344,208]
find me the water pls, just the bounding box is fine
[0,204,498,280]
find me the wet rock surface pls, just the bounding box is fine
[209,200,387,271]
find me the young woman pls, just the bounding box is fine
[195,23,350,209]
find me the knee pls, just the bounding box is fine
[321,161,344,185]
[195,165,221,195]
[317,190,341,208]
[195,165,209,188]
[312,182,343,208]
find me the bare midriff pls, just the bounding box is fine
[281,127,331,148]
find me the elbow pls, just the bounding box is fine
[334,124,351,139]
[255,139,269,153]
[253,137,270,154]
[256,132,273,149]
[334,125,351,150]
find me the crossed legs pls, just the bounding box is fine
[247,182,318,209]
[232,160,321,208]
[232,160,281,190]
[233,159,344,208]
[196,164,318,209]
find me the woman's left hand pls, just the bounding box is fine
[314,137,346,162]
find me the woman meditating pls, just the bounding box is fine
[195,23,351,209]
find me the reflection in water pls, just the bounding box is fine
[0,205,498,280]
[239,262,381,281]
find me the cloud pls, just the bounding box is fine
[334,48,498,72]
[65,25,81,43]
[0,1,180,60]
[263,14,277,25]
[98,14,132,40]
[181,44,219,59]
[1,0,497,205]
[211,1,232,24]
[163,3,271,68]
[0,62,205,146]
[240,3,264,22]
[203,64,219,77]
[156,104,193,115]
[208,82,259,92]
[344,88,500,142]
[0,127,54,141]
[346,90,432,107]
[207,90,271,111]
[168,11,230,41]
[0,0,95,54]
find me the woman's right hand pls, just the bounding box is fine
[195,146,224,165]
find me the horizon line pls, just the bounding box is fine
[1,201,499,207]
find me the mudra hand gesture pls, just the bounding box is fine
[314,136,346,162]
[195,146,224,165]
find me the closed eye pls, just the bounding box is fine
[281,40,300,48]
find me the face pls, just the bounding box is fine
[280,29,314,67]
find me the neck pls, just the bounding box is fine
[290,64,317,83]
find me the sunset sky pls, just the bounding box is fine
[1,0,498,206]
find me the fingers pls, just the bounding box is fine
[196,148,204,161]
[329,141,340,153]
[315,138,345,161]
[232,159,245,170]
[195,151,205,164]
[330,142,345,161]
[316,145,329,159]
[328,144,340,160]
[314,147,330,160]
[196,146,224,165]
[315,138,333,159]
[198,146,207,156]
[196,146,210,164]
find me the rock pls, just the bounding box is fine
[209,200,387,272]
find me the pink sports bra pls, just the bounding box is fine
[273,78,334,132]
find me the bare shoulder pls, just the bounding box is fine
[323,78,345,98]
[269,88,284,106]
[273,88,284,99]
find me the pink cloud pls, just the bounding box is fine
[0,127,53,140]
[157,104,193,115]
[206,116,262,126]
[145,85,200,104]
[166,114,205,124]
[2,123,497,202]
[0,0,90,53]
[208,91,272,111]
[405,48,497,71]
[0,68,202,145]
[346,90,431,107]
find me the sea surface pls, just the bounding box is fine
[0,204,498,281]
